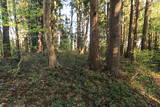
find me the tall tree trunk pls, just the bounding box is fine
[0,27,2,56]
[43,0,57,68]
[120,1,125,56]
[148,33,152,50]
[70,3,74,50]
[37,32,43,53]
[2,0,11,58]
[154,32,159,50]
[126,0,134,58]
[77,7,82,52]
[141,0,151,50]
[80,14,89,54]
[133,0,139,50]
[106,0,122,77]
[13,0,21,60]
[88,0,99,70]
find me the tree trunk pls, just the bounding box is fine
[154,32,159,50]
[2,0,11,58]
[77,7,82,52]
[141,0,151,50]
[13,0,21,60]
[80,14,89,54]
[126,0,134,58]
[43,0,57,68]
[148,33,152,50]
[120,1,125,56]
[133,0,139,50]
[88,0,99,70]
[70,4,74,50]
[106,0,122,77]
[37,32,43,53]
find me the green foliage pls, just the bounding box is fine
[1,53,155,106]
[134,50,160,69]
[60,38,71,50]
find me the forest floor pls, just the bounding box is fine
[0,51,160,107]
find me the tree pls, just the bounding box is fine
[2,0,11,58]
[133,0,139,50]
[126,0,134,58]
[13,0,21,60]
[106,0,122,77]
[88,0,99,70]
[141,0,151,50]
[43,0,57,68]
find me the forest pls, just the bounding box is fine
[0,0,160,106]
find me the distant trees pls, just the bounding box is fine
[0,0,159,75]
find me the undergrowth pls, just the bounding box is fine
[0,51,160,107]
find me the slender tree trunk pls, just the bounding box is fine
[37,32,43,53]
[154,32,158,50]
[106,0,122,77]
[120,1,125,56]
[43,0,57,68]
[88,0,99,70]
[126,0,134,58]
[0,27,2,56]
[77,7,82,52]
[70,4,74,50]
[24,36,29,53]
[106,2,110,43]
[2,0,11,58]
[80,14,89,54]
[148,33,152,50]
[13,0,21,60]
[141,0,151,50]
[133,0,139,50]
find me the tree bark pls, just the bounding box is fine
[80,14,89,54]
[77,6,82,52]
[43,0,57,68]
[37,32,43,53]
[13,0,21,60]
[126,0,134,58]
[106,0,122,77]
[141,0,151,50]
[133,0,139,50]
[88,0,99,70]
[148,33,152,50]
[2,0,11,58]
[154,32,159,50]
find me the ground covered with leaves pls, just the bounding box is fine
[0,51,160,107]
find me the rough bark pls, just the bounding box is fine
[80,14,89,54]
[154,32,159,50]
[13,0,21,60]
[106,0,122,77]
[133,0,139,50]
[141,0,151,50]
[37,32,43,53]
[88,0,99,70]
[2,0,11,58]
[126,0,134,58]
[77,7,82,52]
[43,0,57,68]
[70,4,74,50]
[148,33,152,50]
[120,1,125,56]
